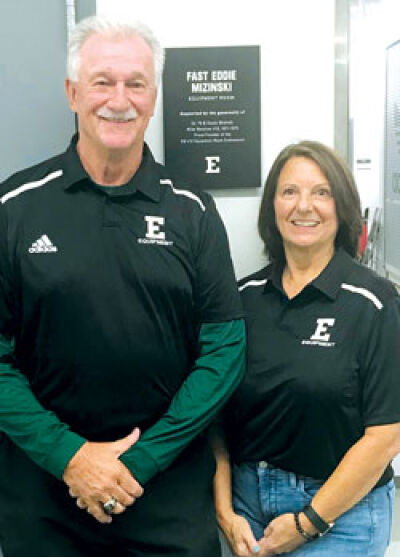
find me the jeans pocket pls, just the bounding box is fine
[232,463,260,506]
[297,475,323,499]
[364,480,394,553]
[385,480,395,547]
[232,463,266,540]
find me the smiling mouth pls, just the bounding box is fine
[98,116,135,123]
[291,220,320,227]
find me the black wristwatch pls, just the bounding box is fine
[302,504,334,537]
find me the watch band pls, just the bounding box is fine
[302,504,334,536]
[293,512,318,542]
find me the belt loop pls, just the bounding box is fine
[289,471,297,488]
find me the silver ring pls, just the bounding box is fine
[103,497,117,515]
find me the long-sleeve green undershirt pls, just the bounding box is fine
[0,335,85,478]
[120,319,246,484]
[0,319,245,483]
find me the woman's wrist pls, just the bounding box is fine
[216,506,237,530]
[299,512,319,536]
[294,512,318,541]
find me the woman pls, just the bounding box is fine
[213,141,400,556]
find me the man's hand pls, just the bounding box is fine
[64,427,143,524]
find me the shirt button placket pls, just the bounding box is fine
[102,193,116,228]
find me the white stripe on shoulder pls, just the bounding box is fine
[160,179,206,212]
[239,279,268,292]
[1,170,63,205]
[341,283,383,310]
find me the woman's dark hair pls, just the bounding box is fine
[258,140,363,262]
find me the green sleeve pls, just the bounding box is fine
[0,204,85,479]
[120,319,245,484]
[0,334,86,479]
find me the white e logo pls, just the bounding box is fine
[205,156,221,174]
[310,318,335,342]
[145,216,165,240]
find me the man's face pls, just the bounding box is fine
[65,33,157,155]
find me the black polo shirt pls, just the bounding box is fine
[224,249,400,486]
[0,135,242,446]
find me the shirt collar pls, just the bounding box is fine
[61,134,161,202]
[310,248,355,300]
[264,259,284,292]
[264,248,355,300]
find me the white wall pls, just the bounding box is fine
[97,0,335,279]
[349,0,400,269]
[350,0,400,209]
[349,1,400,474]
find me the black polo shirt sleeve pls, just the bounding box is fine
[0,202,86,479]
[361,294,400,426]
[193,196,243,323]
[120,318,246,485]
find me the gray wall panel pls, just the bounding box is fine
[0,2,95,555]
[384,40,400,283]
[76,0,96,22]
[0,0,75,181]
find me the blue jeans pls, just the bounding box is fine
[232,461,394,556]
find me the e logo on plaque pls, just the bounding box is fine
[205,156,221,174]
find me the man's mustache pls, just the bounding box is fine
[96,107,138,121]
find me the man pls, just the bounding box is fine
[0,15,245,557]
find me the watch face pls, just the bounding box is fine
[320,523,334,537]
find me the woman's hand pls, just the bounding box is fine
[219,511,262,557]
[258,513,307,555]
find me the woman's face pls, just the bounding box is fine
[274,156,338,255]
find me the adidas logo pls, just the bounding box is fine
[29,234,58,254]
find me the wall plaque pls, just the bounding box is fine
[163,46,261,189]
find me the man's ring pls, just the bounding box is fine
[103,497,117,515]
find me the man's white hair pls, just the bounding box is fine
[67,14,165,84]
